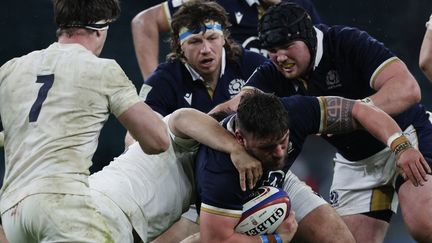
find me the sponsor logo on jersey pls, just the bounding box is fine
[287,141,294,155]
[184,93,192,105]
[235,12,244,24]
[228,78,246,97]
[329,190,339,207]
[325,70,342,89]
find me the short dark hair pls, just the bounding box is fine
[167,0,242,63]
[236,91,289,140]
[53,0,120,35]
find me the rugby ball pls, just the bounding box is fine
[235,186,291,235]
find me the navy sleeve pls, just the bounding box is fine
[165,0,181,17]
[195,146,247,211]
[142,69,178,116]
[330,26,395,85]
[282,96,321,138]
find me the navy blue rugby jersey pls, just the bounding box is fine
[244,24,416,160]
[195,95,322,213]
[163,0,321,56]
[141,49,267,116]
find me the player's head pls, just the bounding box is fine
[167,1,242,75]
[53,0,120,55]
[235,91,290,170]
[258,2,316,78]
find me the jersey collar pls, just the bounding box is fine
[313,26,324,70]
[245,0,260,6]
[183,48,226,82]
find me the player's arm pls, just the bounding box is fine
[209,88,258,114]
[131,3,170,80]
[320,96,431,186]
[118,102,169,154]
[169,108,262,190]
[368,58,421,116]
[199,210,296,243]
[419,14,432,81]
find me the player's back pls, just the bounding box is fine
[0,42,138,214]
[89,115,198,241]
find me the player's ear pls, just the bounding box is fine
[235,130,245,145]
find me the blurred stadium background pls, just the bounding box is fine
[1,1,431,242]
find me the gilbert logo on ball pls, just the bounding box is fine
[235,186,291,235]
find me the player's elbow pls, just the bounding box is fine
[139,132,170,154]
[131,11,146,31]
[419,56,432,81]
[405,80,421,104]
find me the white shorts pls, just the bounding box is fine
[1,193,116,243]
[330,125,418,216]
[283,170,327,222]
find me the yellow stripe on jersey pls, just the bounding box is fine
[370,186,394,211]
[369,57,399,89]
[162,2,172,30]
[201,203,242,218]
[317,96,327,133]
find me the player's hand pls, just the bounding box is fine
[275,211,298,242]
[230,147,263,191]
[396,147,431,187]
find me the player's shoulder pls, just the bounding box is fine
[146,60,185,84]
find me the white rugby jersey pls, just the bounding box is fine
[89,115,199,242]
[0,42,141,213]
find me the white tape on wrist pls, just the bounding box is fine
[387,132,403,148]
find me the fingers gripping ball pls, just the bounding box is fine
[235,186,291,235]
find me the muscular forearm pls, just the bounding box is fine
[352,102,402,145]
[119,102,169,154]
[169,108,238,153]
[209,88,255,114]
[420,16,432,81]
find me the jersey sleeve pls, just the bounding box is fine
[140,68,178,117]
[333,26,396,88]
[163,0,186,24]
[281,95,322,137]
[103,60,141,117]
[196,146,246,216]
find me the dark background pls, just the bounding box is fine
[1,1,431,242]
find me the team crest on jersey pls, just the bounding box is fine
[228,79,246,97]
[325,70,342,89]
